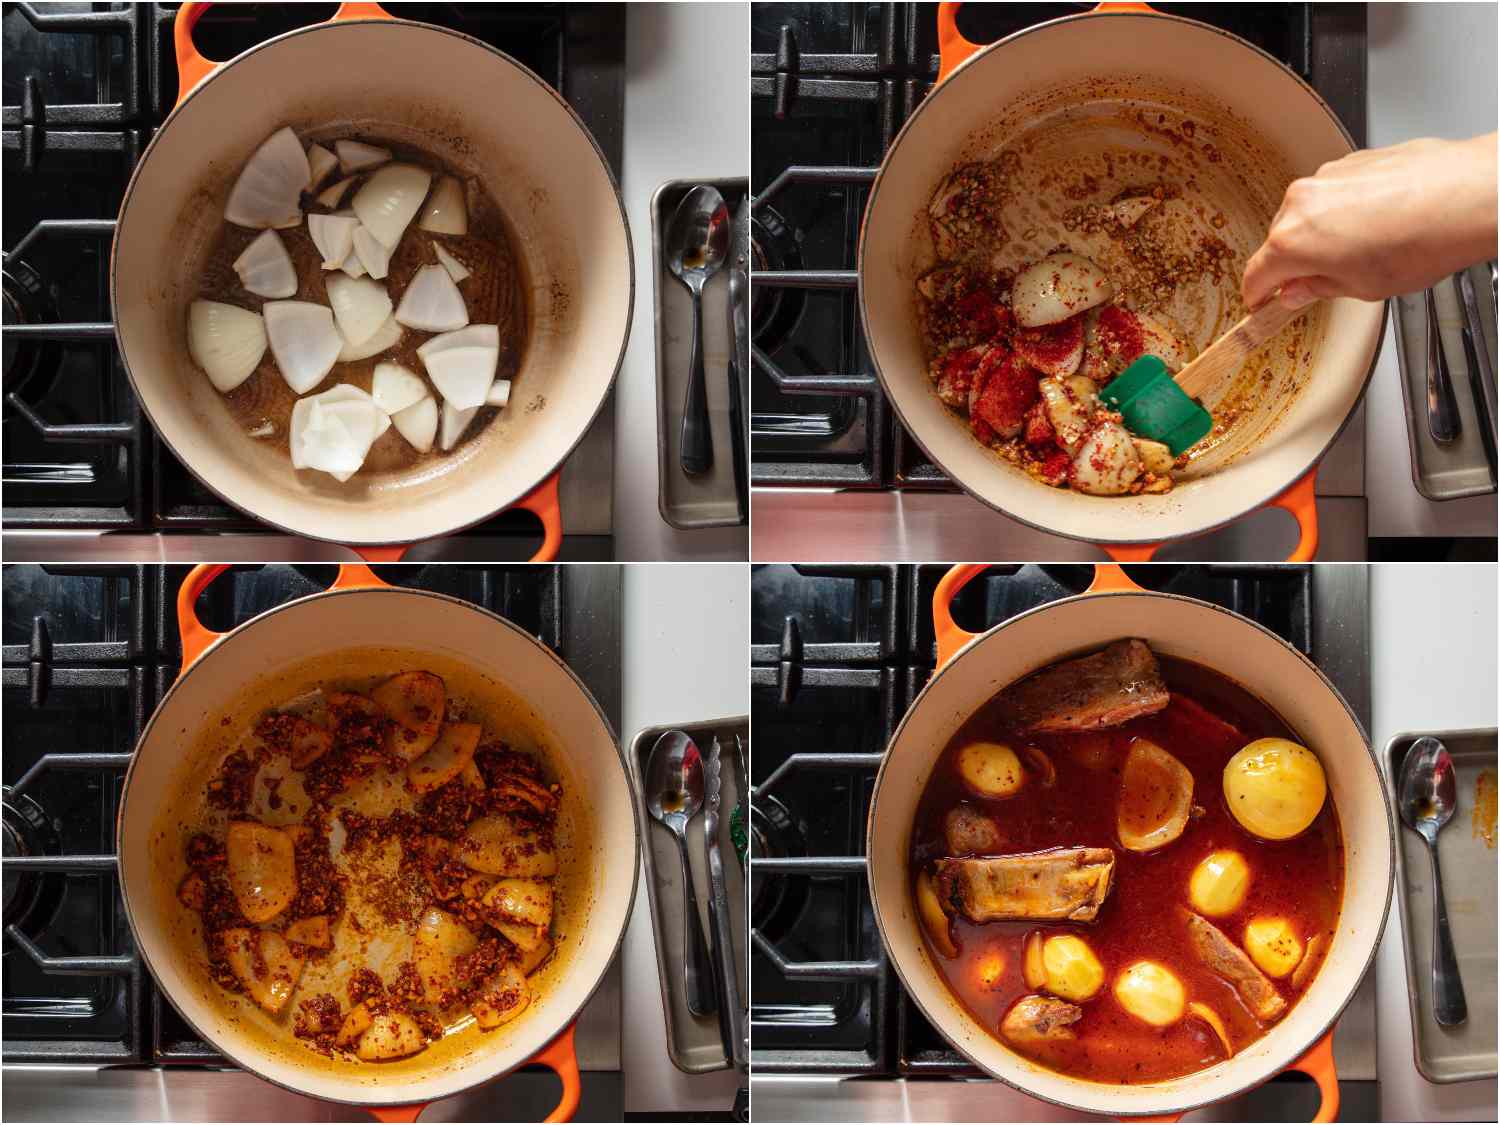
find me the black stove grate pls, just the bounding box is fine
[2,3,623,540]
[749,2,1366,491]
[1,563,620,1066]
[749,563,1343,1075]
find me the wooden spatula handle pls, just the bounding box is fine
[1174,298,1305,400]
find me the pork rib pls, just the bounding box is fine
[933,846,1116,923]
[1186,911,1288,1023]
[997,639,1170,733]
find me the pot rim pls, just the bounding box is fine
[865,586,1396,1116]
[855,8,1387,547]
[115,583,641,1107]
[110,16,635,547]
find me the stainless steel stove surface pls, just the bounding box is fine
[2,4,623,560]
[749,3,1373,561]
[0,564,624,1122]
[749,563,1380,1121]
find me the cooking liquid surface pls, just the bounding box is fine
[910,656,1344,1085]
[198,134,531,476]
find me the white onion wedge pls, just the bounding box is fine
[337,314,403,362]
[225,126,309,230]
[433,241,471,283]
[316,176,355,209]
[263,300,342,394]
[307,213,358,270]
[306,143,338,189]
[290,383,390,482]
[423,346,498,410]
[336,139,391,174]
[325,275,392,349]
[487,379,512,408]
[372,362,427,415]
[396,264,468,332]
[352,163,432,250]
[188,300,266,393]
[416,324,498,360]
[232,230,297,299]
[341,253,367,279]
[352,226,392,280]
[440,400,479,452]
[1012,253,1116,327]
[392,395,438,453]
[418,176,468,236]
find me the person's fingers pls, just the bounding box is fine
[1241,237,1308,309]
[1275,276,1343,309]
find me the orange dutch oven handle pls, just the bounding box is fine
[931,565,1341,1121]
[176,566,585,1121]
[937,2,1156,84]
[171,5,564,564]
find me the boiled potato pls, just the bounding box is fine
[1042,934,1104,1001]
[916,871,958,958]
[220,927,305,1014]
[1244,917,1304,979]
[1223,738,1326,840]
[356,1011,427,1061]
[1117,739,1194,853]
[225,821,297,922]
[472,963,530,1029]
[1022,931,1046,989]
[1188,1000,1234,1057]
[956,741,1025,799]
[1188,850,1251,917]
[414,907,480,1004]
[407,722,481,794]
[458,815,557,877]
[371,671,445,761]
[1114,961,1185,1026]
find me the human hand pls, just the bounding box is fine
[1242,133,1497,310]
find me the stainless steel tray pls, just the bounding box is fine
[628,717,749,1073]
[1386,727,1498,1083]
[651,177,749,530]
[1392,264,1498,500]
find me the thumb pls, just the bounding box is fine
[1276,276,1342,309]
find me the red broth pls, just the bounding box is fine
[910,655,1344,1084]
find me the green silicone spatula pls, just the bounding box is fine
[1101,298,1308,455]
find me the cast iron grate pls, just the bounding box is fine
[0,563,602,1066]
[2,3,623,541]
[749,563,1337,1075]
[748,2,1365,491]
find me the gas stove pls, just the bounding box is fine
[1,563,623,1121]
[2,4,623,560]
[749,563,1380,1121]
[749,3,1373,561]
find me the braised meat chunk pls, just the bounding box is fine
[997,639,1169,733]
[1001,994,1083,1044]
[943,804,1003,856]
[1185,911,1287,1023]
[933,847,1116,923]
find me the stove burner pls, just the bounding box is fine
[749,791,810,939]
[2,791,64,953]
[751,204,806,354]
[2,254,61,414]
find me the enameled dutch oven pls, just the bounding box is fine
[115,564,640,1121]
[866,564,1395,1119]
[112,4,634,560]
[858,3,1386,561]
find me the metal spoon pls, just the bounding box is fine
[1425,288,1462,445]
[666,186,731,476]
[645,729,718,1016]
[1397,736,1468,1026]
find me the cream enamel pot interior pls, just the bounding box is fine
[111,3,633,556]
[858,4,1385,561]
[865,564,1394,1120]
[115,564,639,1121]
